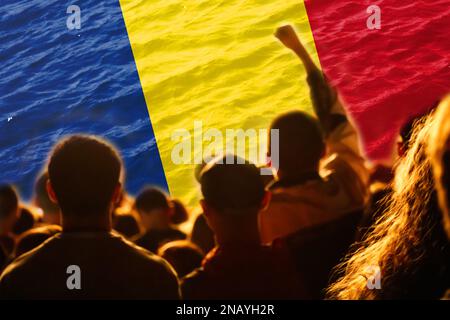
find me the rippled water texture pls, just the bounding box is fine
[0,0,167,199]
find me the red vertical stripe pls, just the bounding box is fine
[304,0,450,160]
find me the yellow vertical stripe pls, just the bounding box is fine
[120,0,320,210]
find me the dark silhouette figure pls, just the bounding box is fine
[182,155,307,300]
[12,207,36,236]
[158,240,204,278]
[112,213,140,239]
[14,224,62,257]
[255,25,369,299]
[133,187,186,253]
[259,25,369,245]
[170,199,189,225]
[191,213,215,254]
[0,185,19,258]
[0,135,179,299]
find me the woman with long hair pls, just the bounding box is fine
[327,111,450,299]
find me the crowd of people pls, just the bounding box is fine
[0,25,449,300]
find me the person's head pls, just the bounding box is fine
[112,213,141,239]
[15,224,62,257]
[47,135,123,231]
[199,155,270,244]
[429,95,450,240]
[328,110,450,299]
[33,171,60,225]
[269,111,324,178]
[0,185,19,235]
[12,207,36,236]
[134,187,173,231]
[158,240,204,278]
[170,199,189,225]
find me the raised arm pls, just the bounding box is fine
[275,25,343,136]
[275,25,369,195]
[275,25,318,75]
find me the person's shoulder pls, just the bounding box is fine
[131,231,146,244]
[181,267,204,284]
[0,235,59,288]
[117,234,159,260]
[4,233,60,269]
[115,235,180,299]
[116,234,177,274]
[0,252,30,283]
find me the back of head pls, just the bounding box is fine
[12,207,36,235]
[270,111,324,175]
[170,199,189,225]
[48,135,122,217]
[34,171,59,216]
[158,240,204,278]
[0,185,18,221]
[15,224,62,257]
[429,95,450,239]
[200,155,265,216]
[113,213,140,239]
[134,187,171,214]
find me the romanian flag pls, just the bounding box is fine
[120,0,450,208]
[1,0,450,210]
